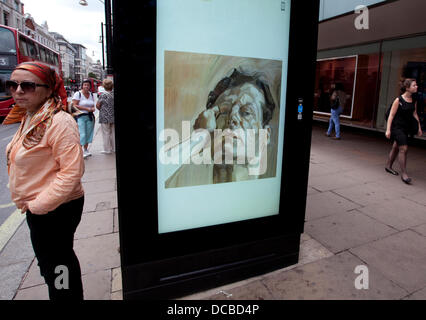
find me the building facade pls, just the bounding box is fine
[51,32,76,81]
[72,43,87,86]
[315,0,426,137]
[88,59,104,80]
[0,0,24,30]
[23,15,57,52]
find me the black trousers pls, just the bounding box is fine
[26,196,84,300]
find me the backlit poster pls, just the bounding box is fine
[157,0,291,233]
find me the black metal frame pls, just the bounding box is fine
[113,0,320,300]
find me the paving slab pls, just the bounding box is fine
[82,168,116,183]
[404,191,426,206]
[74,232,120,275]
[350,230,426,293]
[411,223,426,237]
[82,179,117,195]
[344,165,401,185]
[298,237,334,265]
[82,191,118,213]
[357,198,426,231]
[15,269,112,300]
[83,269,112,300]
[404,287,426,300]
[207,280,274,300]
[260,252,407,300]
[14,284,48,300]
[305,191,361,221]
[307,186,321,196]
[0,221,33,267]
[75,209,114,239]
[308,172,366,193]
[112,267,122,293]
[305,210,397,253]
[20,258,44,289]
[0,261,33,300]
[111,290,123,300]
[333,181,407,207]
[84,154,116,172]
[308,163,340,178]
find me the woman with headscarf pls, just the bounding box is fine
[4,62,85,300]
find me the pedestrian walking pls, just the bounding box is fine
[325,84,346,140]
[72,79,96,158]
[96,79,115,154]
[385,78,423,184]
[4,62,85,300]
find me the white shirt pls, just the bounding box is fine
[72,91,95,114]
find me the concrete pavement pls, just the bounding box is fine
[182,125,426,300]
[1,122,425,300]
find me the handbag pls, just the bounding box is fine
[67,102,84,119]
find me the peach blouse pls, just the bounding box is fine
[6,111,84,214]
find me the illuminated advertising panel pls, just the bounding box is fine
[157,0,291,233]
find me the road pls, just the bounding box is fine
[0,120,20,226]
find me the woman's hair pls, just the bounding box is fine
[103,79,114,91]
[400,78,416,94]
[205,68,276,126]
[82,79,91,88]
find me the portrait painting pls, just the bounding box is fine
[162,51,283,188]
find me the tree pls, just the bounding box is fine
[88,72,97,79]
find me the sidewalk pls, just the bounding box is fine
[182,125,426,300]
[1,123,426,300]
[0,115,123,300]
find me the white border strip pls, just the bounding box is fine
[314,55,359,119]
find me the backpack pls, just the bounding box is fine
[78,91,94,100]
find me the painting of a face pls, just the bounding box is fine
[214,83,268,162]
[215,83,264,132]
[163,51,282,188]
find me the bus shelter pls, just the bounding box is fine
[113,0,320,299]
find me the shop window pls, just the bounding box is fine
[314,54,382,128]
[314,56,357,117]
[352,53,382,127]
[377,46,426,131]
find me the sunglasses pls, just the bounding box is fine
[5,80,49,93]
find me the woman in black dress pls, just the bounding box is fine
[385,79,423,184]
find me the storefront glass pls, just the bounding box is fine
[314,56,356,117]
[314,53,382,128]
[377,46,426,131]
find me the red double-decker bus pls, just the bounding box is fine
[0,24,62,118]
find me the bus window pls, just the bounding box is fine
[18,37,28,56]
[53,54,59,66]
[0,27,16,53]
[0,70,13,101]
[45,50,53,64]
[27,41,39,60]
[39,47,47,62]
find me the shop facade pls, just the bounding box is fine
[315,0,426,136]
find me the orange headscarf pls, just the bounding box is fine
[3,62,68,125]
